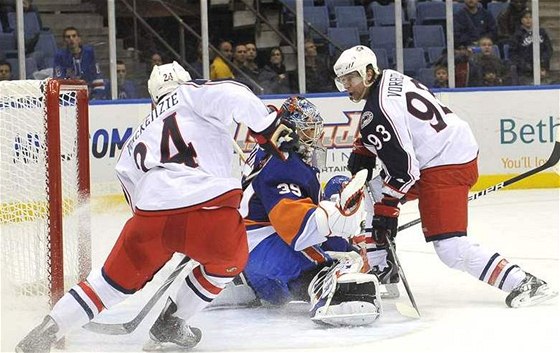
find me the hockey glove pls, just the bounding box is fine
[250,109,299,161]
[315,170,367,238]
[371,196,400,244]
[347,138,376,181]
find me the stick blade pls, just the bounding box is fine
[395,302,421,319]
[82,321,132,335]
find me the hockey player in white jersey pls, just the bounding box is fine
[15,62,299,353]
[333,45,557,308]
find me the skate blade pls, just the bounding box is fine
[510,285,559,308]
[380,283,400,299]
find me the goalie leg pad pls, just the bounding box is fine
[313,300,381,326]
[308,258,382,326]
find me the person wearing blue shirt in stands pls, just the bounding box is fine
[102,60,139,99]
[454,0,497,47]
[116,60,138,99]
[53,26,105,100]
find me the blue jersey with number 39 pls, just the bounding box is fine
[241,147,326,253]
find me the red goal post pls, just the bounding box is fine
[0,79,91,306]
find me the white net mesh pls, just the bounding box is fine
[0,79,89,303]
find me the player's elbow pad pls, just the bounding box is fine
[315,200,362,238]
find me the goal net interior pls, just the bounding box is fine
[0,79,91,307]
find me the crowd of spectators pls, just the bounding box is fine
[182,0,556,92]
[0,0,557,96]
[433,0,555,87]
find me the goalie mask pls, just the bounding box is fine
[280,96,325,168]
[148,61,192,103]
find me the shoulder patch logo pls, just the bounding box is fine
[360,111,374,129]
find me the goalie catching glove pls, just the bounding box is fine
[249,106,299,161]
[316,170,368,238]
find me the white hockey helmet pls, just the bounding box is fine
[148,61,192,103]
[333,45,379,92]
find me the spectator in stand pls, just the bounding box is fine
[188,41,204,79]
[231,43,247,73]
[497,0,528,47]
[258,46,291,95]
[455,45,483,87]
[434,46,482,87]
[0,60,12,81]
[146,52,164,77]
[472,36,509,85]
[432,65,449,88]
[304,39,335,93]
[0,0,42,53]
[231,42,260,93]
[244,41,260,81]
[510,10,554,86]
[540,67,559,85]
[151,52,163,67]
[210,39,234,80]
[453,0,497,47]
[480,62,503,86]
[107,60,138,99]
[53,26,105,100]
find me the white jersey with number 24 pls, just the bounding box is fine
[115,80,276,211]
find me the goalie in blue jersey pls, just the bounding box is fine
[225,96,383,326]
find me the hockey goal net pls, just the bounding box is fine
[0,79,91,306]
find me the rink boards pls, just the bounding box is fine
[86,85,560,207]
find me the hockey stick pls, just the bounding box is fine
[83,255,192,335]
[385,236,420,319]
[241,150,274,190]
[231,137,247,164]
[396,139,560,233]
[84,144,273,335]
[365,185,421,319]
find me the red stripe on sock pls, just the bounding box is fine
[78,281,105,313]
[488,259,508,286]
[192,267,223,295]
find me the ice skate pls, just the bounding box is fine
[505,273,558,308]
[143,298,202,351]
[371,258,400,299]
[15,316,58,353]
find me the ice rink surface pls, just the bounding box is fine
[1,188,559,353]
